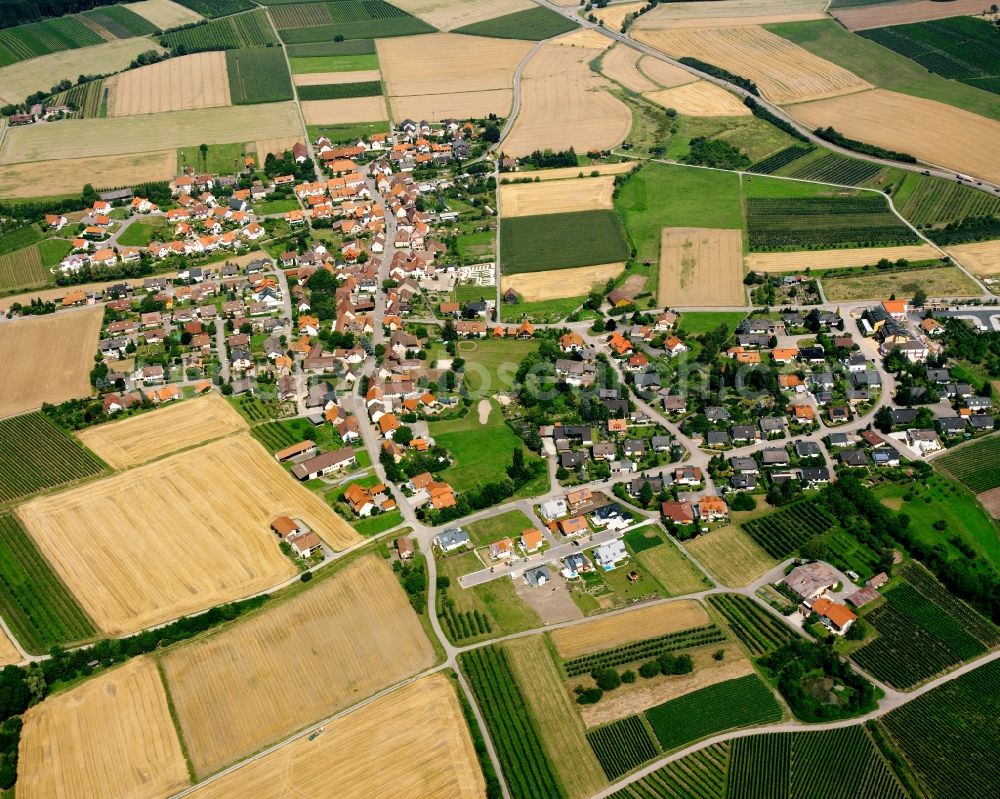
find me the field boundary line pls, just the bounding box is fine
[155,655,198,785]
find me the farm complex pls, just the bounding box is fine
[0,0,998,796]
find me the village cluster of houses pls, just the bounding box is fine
[780,561,890,637]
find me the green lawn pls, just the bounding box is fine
[766,19,1000,123]
[352,509,404,537]
[615,162,743,265]
[677,311,747,337]
[456,338,538,395]
[0,224,41,257]
[254,198,300,215]
[500,295,586,324]
[177,142,246,175]
[457,229,495,260]
[500,209,630,273]
[289,53,379,73]
[466,509,536,548]
[455,6,577,40]
[743,174,854,198]
[117,218,167,247]
[430,399,548,498]
[36,238,71,268]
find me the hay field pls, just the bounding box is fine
[392,0,534,30]
[633,25,871,104]
[390,89,513,122]
[645,81,750,116]
[659,227,745,307]
[17,657,189,799]
[502,263,625,301]
[16,434,360,636]
[302,97,387,124]
[523,161,637,180]
[748,244,939,273]
[602,44,657,92]
[0,308,101,417]
[163,555,436,777]
[638,56,698,88]
[833,0,988,31]
[76,393,247,469]
[106,52,231,116]
[185,675,482,799]
[633,0,827,29]
[125,0,203,29]
[499,175,615,217]
[0,150,175,198]
[787,89,1000,186]
[948,240,1000,276]
[552,600,710,659]
[0,629,20,665]
[294,70,381,85]
[0,103,301,164]
[502,43,632,156]
[684,525,778,587]
[0,38,163,105]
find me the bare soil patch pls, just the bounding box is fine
[602,44,658,92]
[76,393,247,469]
[833,0,989,31]
[0,308,101,417]
[659,227,745,307]
[948,240,1000,276]
[163,555,436,778]
[514,579,583,625]
[17,657,189,799]
[645,81,750,116]
[787,89,1000,186]
[499,175,616,217]
[634,25,871,104]
[0,150,175,197]
[302,97,387,124]
[748,244,939,273]
[107,51,231,116]
[502,263,625,301]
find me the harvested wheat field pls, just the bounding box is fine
[594,1,645,32]
[659,227,745,307]
[302,97,387,125]
[0,628,20,666]
[748,244,939,273]
[638,56,698,89]
[107,52,231,117]
[254,137,305,161]
[502,263,625,301]
[390,89,512,122]
[125,0,203,28]
[294,70,381,86]
[645,81,750,116]
[552,599,710,659]
[0,308,102,417]
[787,89,1000,186]
[948,240,1000,276]
[524,161,637,181]
[633,0,827,29]
[0,38,164,105]
[602,44,657,92]
[500,175,615,217]
[579,643,753,727]
[18,657,189,799]
[503,44,631,157]
[186,675,481,798]
[834,0,988,31]
[0,103,301,164]
[163,555,436,778]
[0,150,175,198]
[77,393,247,469]
[634,25,870,105]
[16,434,360,636]
[553,29,614,50]
[393,0,533,29]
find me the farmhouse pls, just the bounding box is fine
[783,562,837,601]
[291,448,357,480]
[808,597,857,636]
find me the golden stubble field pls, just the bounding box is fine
[552,600,711,659]
[747,244,939,273]
[594,1,645,32]
[0,103,301,164]
[16,434,360,636]
[294,69,381,85]
[76,392,248,469]
[633,0,827,28]
[0,307,102,417]
[502,263,625,301]
[601,44,658,92]
[0,628,20,666]
[186,675,482,798]
[526,160,637,181]
[106,51,231,116]
[833,0,988,31]
[0,150,176,197]
[639,56,698,88]
[787,88,1000,186]
[162,555,437,778]
[125,0,203,28]
[502,44,632,157]
[18,657,189,799]
[659,227,745,306]
[947,240,1000,275]
[645,81,750,116]
[634,25,871,104]
[499,175,616,217]
[302,97,387,124]
[390,0,533,30]
[0,38,164,105]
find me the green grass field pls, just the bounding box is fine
[456,229,494,261]
[177,142,246,174]
[226,47,294,104]
[285,39,376,57]
[253,198,300,215]
[676,311,747,337]
[160,8,278,50]
[456,338,537,395]
[297,80,381,100]
[500,210,630,274]
[289,52,379,72]
[352,509,404,536]
[765,19,1000,123]
[666,115,797,165]
[499,295,586,324]
[455,6,577,40]
[0,514,97,653]
[83,5,159,37]
[465,509,535,549]
[306,120,389,143]
[614,162,743,265]
[36,238,72,268]
[117,218,168,247]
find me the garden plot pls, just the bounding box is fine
[502,43,631,156]
[658,227,745,307]
[106,51,231,116]
[645,81,751,116]
[748,244,938,272]
[302,96,387,124]
[0,307,101,417]
[833,0,989,31]
[499,175,616,217]
[125,0,203,29]
[17,657,189,799]
[163,555,436,777]
[16,434,360,636]
[502,263,625,301]
[634,25,871,104]
[0,150,176,198]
